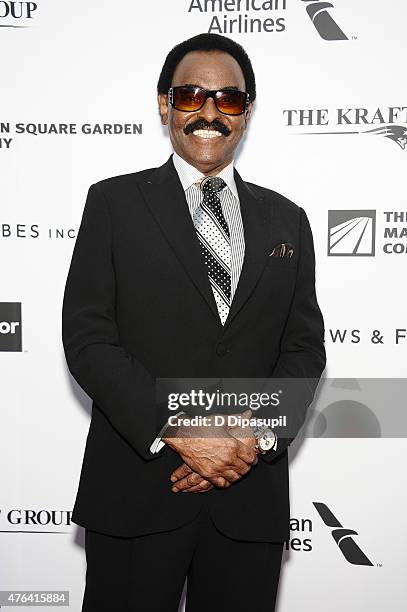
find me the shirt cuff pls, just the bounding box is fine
[149,411,187,454]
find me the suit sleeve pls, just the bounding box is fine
[62,182,169,461]
[258,205,326,463]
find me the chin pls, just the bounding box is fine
[188,148,222,162]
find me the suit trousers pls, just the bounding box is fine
[82,503,284,612]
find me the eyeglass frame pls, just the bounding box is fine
[167,85,250,116]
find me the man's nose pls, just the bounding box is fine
[197,95,221,123]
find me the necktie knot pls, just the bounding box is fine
[201,176,226,194]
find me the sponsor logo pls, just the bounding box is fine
[0,122,143,151]
[325,328,407,346]
[363,125,407,151]
[187,0,350,40]
[328,209,407,256]
[313,502,373,565]
[0,1,38,27]
[0,302,22,352]
[0,223,78,239]
[187,0,287,34]
[301,0,347,40]
[328,210,376,256]
[284,107,407,152]
[288,516,313,551]
[0,508,72,532]
[383,211,407,253]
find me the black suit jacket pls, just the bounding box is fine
[62,153,326,542]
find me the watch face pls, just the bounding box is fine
[259,432,276,451]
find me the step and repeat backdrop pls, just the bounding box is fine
[1,0,406,610]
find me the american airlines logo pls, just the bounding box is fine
[301,0,348,40]
[328,210,376,256]
[187,0,349,40]
[313,502,373,566]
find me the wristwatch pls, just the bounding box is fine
[252,425,277,455]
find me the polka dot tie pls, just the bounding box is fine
[193,176,231,325]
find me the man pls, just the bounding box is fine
[62,33,326,612]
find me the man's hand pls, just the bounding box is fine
[170,463,214,493]
[165,410,258,493]
[227,418,258,453]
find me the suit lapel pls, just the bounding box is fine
[223,168,274,329]
[138,154,221,324]
[137,154,274,329]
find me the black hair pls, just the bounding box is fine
[157,33,256,102]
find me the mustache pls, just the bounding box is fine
[184,119,231,137]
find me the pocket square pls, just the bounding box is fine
[269,242,295,258]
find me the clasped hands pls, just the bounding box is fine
[162,409,258,494]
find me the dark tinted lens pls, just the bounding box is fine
[173,87,205,111]
[216,90,247,115]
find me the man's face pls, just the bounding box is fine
[158,50,253,175]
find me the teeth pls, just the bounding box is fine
[192,129,222,138]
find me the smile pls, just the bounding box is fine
[192,129,223,138]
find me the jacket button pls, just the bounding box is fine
[216,342,228,357]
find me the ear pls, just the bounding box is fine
[244,101,254,126]
[158,93,169,125]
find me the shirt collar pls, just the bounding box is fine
[172,150,238,200]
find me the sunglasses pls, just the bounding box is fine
[168,85,250,116]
